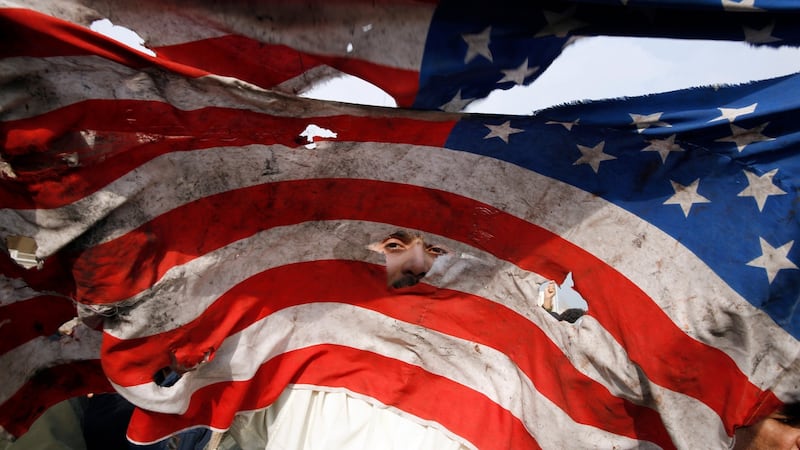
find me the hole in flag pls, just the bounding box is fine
[539,273,588,324]
[5,235,38,269]
[153,367,182,387]
[61,152,79,167]
[368,230,451,289]
[57,317,81,337]
[90,18,156,57]
[301,75,397,108]
[0,155,15,179]
[299,124,338,149]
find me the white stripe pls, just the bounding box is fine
[273,66,343,96]
[0,323,102,404]
[536,314,730,449]
[89,1,228,47]
[1,56,274,121]
[200,1,432,69]
[0,53,451,121]
[101,219,547,338]
[21,0,433,68]
[1,1,113,27]
[0,274,49,306]
[99,220,378,335]
[16,136,795,402]
[113,302,653,449]
[1,188,128,260]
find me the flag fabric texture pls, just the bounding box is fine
[2,0,800,449]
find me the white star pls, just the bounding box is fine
[715,123,774,152]
[462,27,493,63]
[708,103,757,123]
[747,238,798,284]
[722,0,760,11]
[535,7,586,38]
[629,112,671,133]
[574,141,616,173]
[497,58,540,85]
[546,119,580,131]
[738,169,787,212]
[663,179,710,217]
[743,22,781,44]
[642,134,685,163]
[440,90,474,112]
[483,121,524,143]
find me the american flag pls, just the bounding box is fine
[1,0,799,448]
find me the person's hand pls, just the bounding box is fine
[544,281,556,298]
[542,281,556,311]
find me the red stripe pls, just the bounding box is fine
[153,36,327,92]
[0,360,112,438]
[313,53,420,107]
[126,345,540,450]
[103,259,673,447]
[79,178,770,434]
[0,100,456,209]
[0,295,77,354]
[155,36,421,107]
[0,9,206,77]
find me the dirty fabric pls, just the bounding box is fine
[2,1,800,449]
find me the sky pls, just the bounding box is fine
[302,36,800,115]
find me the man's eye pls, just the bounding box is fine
[382,240,406,252]
[426,246,448,256]
[779,417,800,426]
[770,414,800,427]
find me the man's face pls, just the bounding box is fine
[734,408,800,450]
[370,231,449,288]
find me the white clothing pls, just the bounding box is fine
[229,388,471,450]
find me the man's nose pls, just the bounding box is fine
[401,243,431,277]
